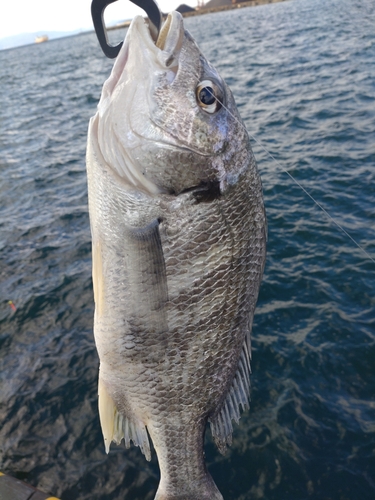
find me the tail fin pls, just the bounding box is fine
[146,417,224,500]
[154,472,223,500]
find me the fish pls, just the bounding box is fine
[86,10,266,499]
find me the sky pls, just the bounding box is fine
[0,0,197,40]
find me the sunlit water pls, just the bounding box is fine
[1,0,374,498]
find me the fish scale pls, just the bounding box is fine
[87,11,266,499]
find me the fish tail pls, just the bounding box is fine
[149,420,223,500]
[154,472,223,500]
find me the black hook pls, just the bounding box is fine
[91,0,163,59]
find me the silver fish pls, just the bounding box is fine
[86,11,266,499]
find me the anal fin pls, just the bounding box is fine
[209,331,252,455]
[98,377,151,460]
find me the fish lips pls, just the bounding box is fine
[101,12,184,101]
[155,11,185,69]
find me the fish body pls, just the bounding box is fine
[86,12,266,499]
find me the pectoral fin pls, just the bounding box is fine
[125,218,168,335]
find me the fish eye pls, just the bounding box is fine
[196,80,222,114]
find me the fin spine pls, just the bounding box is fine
[209,333,252,454]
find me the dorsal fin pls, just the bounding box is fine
[209,331,251,454]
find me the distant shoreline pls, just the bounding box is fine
[181,0,289,18]
[0,0,289,51]
[109,0,290,31]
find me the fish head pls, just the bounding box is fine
[95,11,249,196]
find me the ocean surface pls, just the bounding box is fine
[0,0,374,498]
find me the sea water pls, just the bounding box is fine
[0,0,374,498]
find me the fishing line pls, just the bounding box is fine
[203,85,375,266]
[248,134,375,265]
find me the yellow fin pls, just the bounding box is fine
[98,377,115,453]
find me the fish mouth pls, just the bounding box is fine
[134,10,184,68]
[109,11,184,92]
[132,10,184,76]
[155,11,184,67]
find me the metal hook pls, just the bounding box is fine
[91,0,163,59]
